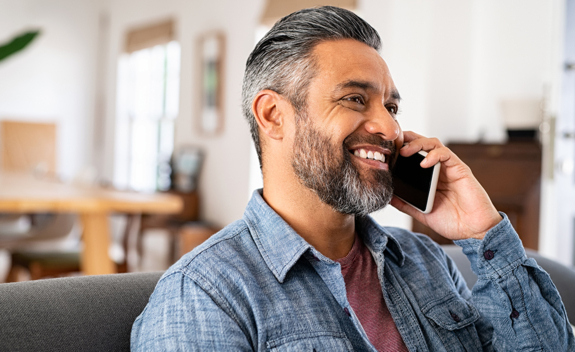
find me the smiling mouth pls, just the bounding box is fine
[344,134,395,169]
[352,148,386,163]
[348,147,393,171]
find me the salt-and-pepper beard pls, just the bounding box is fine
[292,113,396,216]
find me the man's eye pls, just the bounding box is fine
[386,104,398,115]
[343,95,365,105]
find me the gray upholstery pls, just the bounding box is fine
[0,272,162,352]
[442,245,575,321]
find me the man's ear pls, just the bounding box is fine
[252,90,289,140]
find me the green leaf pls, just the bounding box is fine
[0,30,41,62]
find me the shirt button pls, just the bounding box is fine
[483,250,495,260]
[344,307,351,317]
[510,309,520,319]
[450,312,461,322]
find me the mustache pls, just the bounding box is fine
[343,133,396,151]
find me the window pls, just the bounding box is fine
[114,41,180,192]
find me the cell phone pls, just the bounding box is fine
[392,150,440,214]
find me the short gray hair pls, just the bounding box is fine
[241,6,381,168]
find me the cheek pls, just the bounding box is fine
[283,115,298,144]
[323,120,354,147]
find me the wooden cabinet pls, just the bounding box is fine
[412,141,542,250]
[137,190,218,265]
[140,190,199,228]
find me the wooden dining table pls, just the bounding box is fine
[0,171,183,275]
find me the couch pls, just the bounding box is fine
[0,272,162,352]
[0,248,573,351]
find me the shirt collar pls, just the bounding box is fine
[355,215,405,267]
[243,189,405,283]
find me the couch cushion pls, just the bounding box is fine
[0,272,162,352]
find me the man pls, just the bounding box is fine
[132,6,574,351]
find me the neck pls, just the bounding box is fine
[262,171,356,261]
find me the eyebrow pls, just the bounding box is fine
[390,89,401,101]
[335,80,401,101]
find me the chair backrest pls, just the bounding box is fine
[442,245,575,321]
[0,272,162,352]
[0,213,77,247]
[0,120,56,173]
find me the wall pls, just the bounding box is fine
[0,1,565,260]
[102,0,262,227]
[3,0,553,238]
[359,0,563,235]
[360,0,559,143]
[102,0,563,233]
[0,0,101,179]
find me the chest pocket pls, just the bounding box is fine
[421,294,483,351]
[266,331,353,352]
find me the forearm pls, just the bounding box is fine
[454,214,575,351]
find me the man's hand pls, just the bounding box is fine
[390,131,502,240]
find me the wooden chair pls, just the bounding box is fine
[0,120,80,281]
[1,120,57,174]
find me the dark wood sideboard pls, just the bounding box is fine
[412,141,542,250]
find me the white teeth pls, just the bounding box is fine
[354,148,386,163]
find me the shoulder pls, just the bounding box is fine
[163,219,259,280]
[131,220,256,349]
[175,220,251,265]
[155,218,280,306]
[144,218,263,321]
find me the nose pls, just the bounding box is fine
[363,105,400,141]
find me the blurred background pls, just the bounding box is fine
[0,0,574,281]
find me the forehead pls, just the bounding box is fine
[310,39,395,95]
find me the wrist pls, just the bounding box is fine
[470,211,503,240]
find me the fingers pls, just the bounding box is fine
[402,130,424,143]
[421,147,461,168]
[400,133,444,156]
[400,131,461,169]
[390,196,411,214]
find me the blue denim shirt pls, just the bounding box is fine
[131,190,574,351]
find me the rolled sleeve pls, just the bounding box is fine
[454,212,575,351]
[454,212,527,279]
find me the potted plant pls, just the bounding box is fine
[0,30,40,63]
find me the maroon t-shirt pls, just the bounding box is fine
[336,234,409,352]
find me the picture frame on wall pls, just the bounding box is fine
[197,31,225,135]
[173,145,204,192]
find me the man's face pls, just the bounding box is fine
[291,39,403,216]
